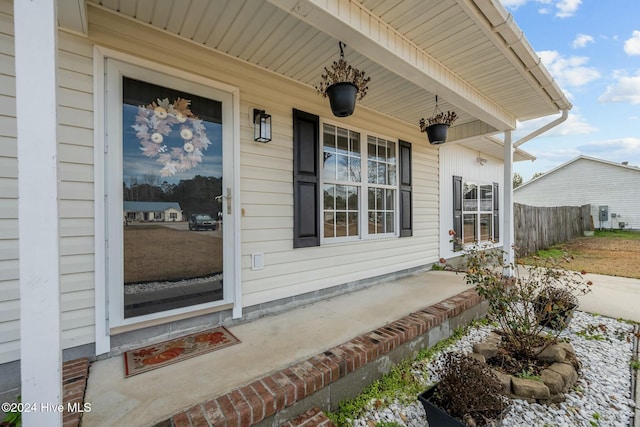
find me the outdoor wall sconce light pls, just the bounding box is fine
[253,109,272,143]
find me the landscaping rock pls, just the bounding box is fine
[536,344,567,363]
[511,377,550,400]
[540,369,565,394]
[491,369,512,394]
[472,341,498,359]
[468,352,486,363]
[547,362,578,388]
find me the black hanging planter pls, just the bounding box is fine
[326,82,358,117]
[426,123,450,145]
[419,95,458,145]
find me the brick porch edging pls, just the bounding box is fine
[157,288,486,427]
[62,358,90,427]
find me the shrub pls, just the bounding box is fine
[432,353,506,426]
[454,234,591,361]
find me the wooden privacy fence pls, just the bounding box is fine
[514,203,591,257]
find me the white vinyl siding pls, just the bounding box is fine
[514,157,640,230]
[0,1,19,363]
[439,144,504,260]
[0,3,445,364]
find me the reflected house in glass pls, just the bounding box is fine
[123,201,183,222]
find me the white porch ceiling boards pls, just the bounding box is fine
[84,0,570,140]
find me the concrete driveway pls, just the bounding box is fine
[578,273,640,322]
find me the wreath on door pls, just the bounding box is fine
[132,97,211,176]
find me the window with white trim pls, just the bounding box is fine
[321,123,397,241]
[462,181,496,244]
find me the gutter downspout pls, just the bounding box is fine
[514,109,570,147]
[503,108,570,273]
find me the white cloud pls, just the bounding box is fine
[599,72,640,104]
[576,138,640,164]
[572,34,594,49]
[555,0,582,17]
[538,50,600,87]
[624,31,640,56]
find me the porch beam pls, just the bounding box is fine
[15,0,62,426]
[267,0,516,131]
[502,130,515,273]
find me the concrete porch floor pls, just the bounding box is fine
[81,270,640,427]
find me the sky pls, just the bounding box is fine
[498,0,640,181]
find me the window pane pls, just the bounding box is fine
[480,185,492,211]
[368,188,375,210]
[348,212,359,236]
[348,186,359,210]
[386,212,394,233]
[323,185,335,210]
[323,152,336,180]
[376,188,383,209]
[337,128,349,154]
[463,214,477,244]
[350,131,360,153]
[336,212,347,237]
[336,155,349,181]
[388,163,397,186]
[323,124,336,152]
[324,212,335,238]
[480,214,492,241]
[463,182,478,211]
[386,189,394,209]
[387,142,396,164]
[349,156,361,182]
[368,138,378,160]
[368,212,376,234]
[377,163,387,185]
[336,185,347,209]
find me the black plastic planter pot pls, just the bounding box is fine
[426,123,450,145]
[326,82,358,117]
[418,385,466,427]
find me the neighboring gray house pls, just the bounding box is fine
[123,201,183,222]
[514,156,640,230]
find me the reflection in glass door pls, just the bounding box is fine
[121,77,224,318]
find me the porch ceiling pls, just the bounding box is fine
[83,0,571,143]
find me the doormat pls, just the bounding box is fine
[123,326,240,377]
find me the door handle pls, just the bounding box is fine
[215,188,232,214]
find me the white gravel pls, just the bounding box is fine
[351,311,637,427]
[123,273,223,294]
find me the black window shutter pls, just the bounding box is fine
[493,182,500,242]
[293,109,320,248]
[453,175,462,251]
[399,140,412,237]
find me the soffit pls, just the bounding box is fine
[85,0,567,141]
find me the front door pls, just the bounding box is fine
[105,58,236,328]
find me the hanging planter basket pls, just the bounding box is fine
[326,82,358,117]
[425,123,450,145]
[316,42,370,118]
[419,96,458,145]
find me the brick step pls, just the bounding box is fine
[281,407,336,427]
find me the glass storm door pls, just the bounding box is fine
[106,59,235,326]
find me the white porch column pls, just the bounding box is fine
[503,130,515,273]
[15,1,62,426]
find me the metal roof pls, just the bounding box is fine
[80,0,570,149]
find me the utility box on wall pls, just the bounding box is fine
[599,205,608,222]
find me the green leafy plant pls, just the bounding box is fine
[631,358,640,370]
[2,395,22,427]
[376,422,404,427]
[516,369,542,381]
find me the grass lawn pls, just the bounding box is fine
[124,225,223,283]
[520,229,640,279]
